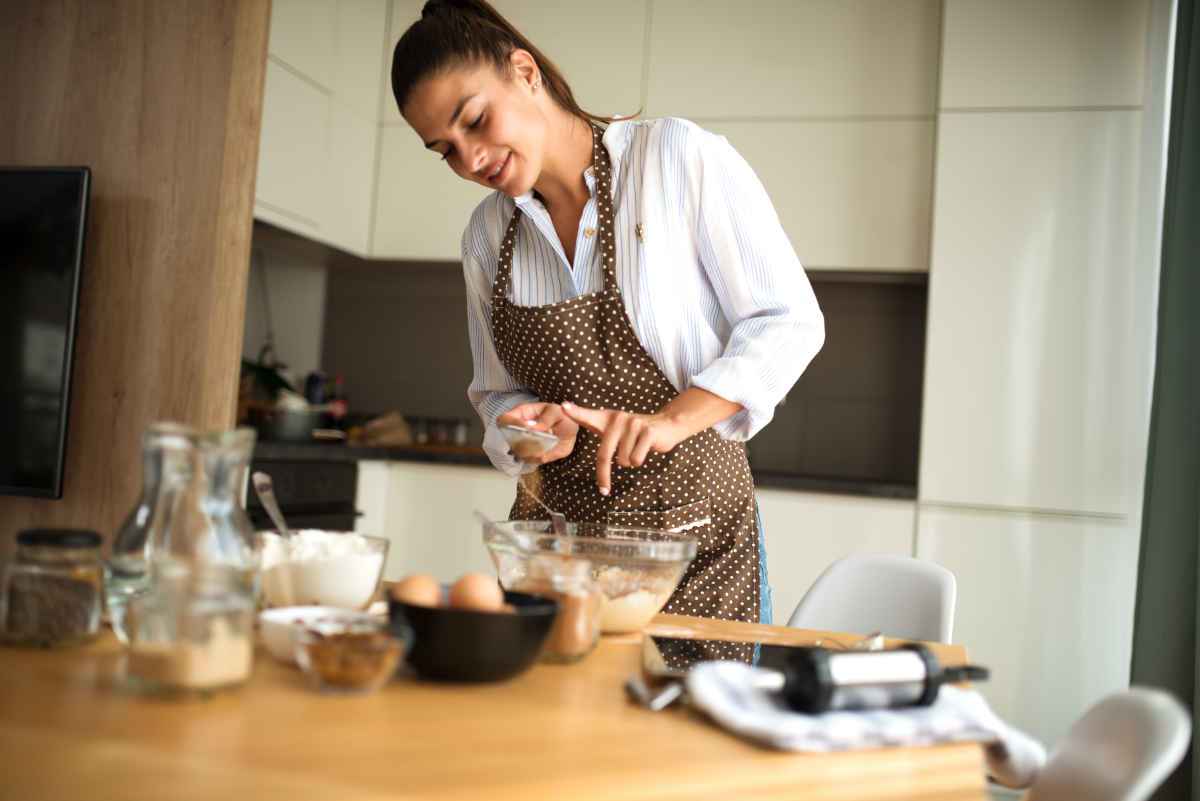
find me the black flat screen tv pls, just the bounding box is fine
[0,167,90,498]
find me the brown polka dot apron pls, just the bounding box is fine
[491,124,762,629]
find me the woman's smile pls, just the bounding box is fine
[478,150,512,187]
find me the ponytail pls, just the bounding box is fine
[392,0,622,125]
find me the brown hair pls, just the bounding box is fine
[391,0,616,125]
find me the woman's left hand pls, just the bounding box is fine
[559,401,691,496]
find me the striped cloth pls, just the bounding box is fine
[686,660,1047,789]
[461,117,825,476]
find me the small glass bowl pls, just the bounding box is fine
[294,617,408,694]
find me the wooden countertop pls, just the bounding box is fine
[0,615,986,800]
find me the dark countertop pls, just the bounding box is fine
[253,441,491,467]
[750,472,917,500]
[253,442,915,500]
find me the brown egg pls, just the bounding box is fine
[391,574,441,607]
[449,572,505,612]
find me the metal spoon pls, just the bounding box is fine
[251,471,292,540]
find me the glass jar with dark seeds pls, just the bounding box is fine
[2,529,104,647]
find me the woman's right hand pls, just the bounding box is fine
[497,403,578,465]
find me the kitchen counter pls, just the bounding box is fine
[0,615,985,800]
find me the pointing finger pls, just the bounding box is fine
[594,414,624,496]
[561,402,610,435]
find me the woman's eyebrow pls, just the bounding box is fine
[423,93,478,149]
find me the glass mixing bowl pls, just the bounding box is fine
[482,520,699,634]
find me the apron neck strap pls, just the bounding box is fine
[590,123,619,296]
[492,206,522,305]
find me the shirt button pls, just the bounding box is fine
[583,227,596,238]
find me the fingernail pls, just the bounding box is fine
[524,419,536,426]
[562,402,573,409]
[599,486,609,496]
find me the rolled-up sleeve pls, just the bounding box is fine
[462,215,538,476]
[686,129,825,440]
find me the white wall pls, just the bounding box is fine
[242,225,330,385]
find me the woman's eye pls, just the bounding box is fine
[468,113,484,130]
[439,148,453,162]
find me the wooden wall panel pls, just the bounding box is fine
[0,0,270,551]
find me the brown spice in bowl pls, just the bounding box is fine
[301,630,402,690]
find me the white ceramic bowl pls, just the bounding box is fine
[260,530,389,610]
[258,606,377,664]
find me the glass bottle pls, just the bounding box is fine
[194,427,260,593]
[106,422,196,644]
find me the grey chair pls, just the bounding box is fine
[786,554,956,643]
[1023,687,1190,801]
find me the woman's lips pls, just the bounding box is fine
[487,152,512,186]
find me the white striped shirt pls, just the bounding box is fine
[462,117,825,476]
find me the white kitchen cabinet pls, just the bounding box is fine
[323,109,379,256]
[372,462,516,582]
[708,120,935,271]
[372,124,491,261]
[270,0,388,110]
[492,0,648,120]
[941,0,1149,110]
[331,0,391,121]
[256,60,330,232]
[757,490,915,626]
[919,110,1141,516]
[257,0,390,256]
[355,460,392,530]
[915,505,1139,749]
[646,0,940,118]
[255,66,380,257]
[269,0,337,90]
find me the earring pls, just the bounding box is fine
[532,78,542,91]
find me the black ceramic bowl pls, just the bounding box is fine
[387,591,558,682]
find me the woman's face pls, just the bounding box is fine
[402,57,546,198]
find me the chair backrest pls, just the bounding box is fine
[786,554,956,643]
[1025,687,1191,801]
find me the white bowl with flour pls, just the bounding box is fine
[261,530,388,610]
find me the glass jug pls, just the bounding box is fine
[106,422,196,644]
[194,427,260,588]
[122,427,259,695]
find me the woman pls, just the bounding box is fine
[392,0,823,625]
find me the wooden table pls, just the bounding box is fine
[0,615,986,800]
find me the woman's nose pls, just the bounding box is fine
[468,145,489,176]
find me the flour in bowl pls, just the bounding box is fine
[261,530,386,610]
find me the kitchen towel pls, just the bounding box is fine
[686,661,1046,788]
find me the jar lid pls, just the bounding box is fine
[16,529,102,549]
